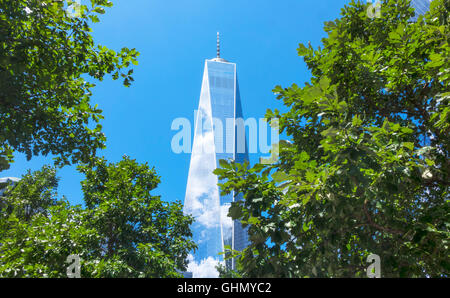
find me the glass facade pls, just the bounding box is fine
[184,59,249,277]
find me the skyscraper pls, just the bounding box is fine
[184,33,249,278]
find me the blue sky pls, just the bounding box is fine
[2,0,351,206]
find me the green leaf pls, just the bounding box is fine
[272,171,289,183]
[403,142,415,151]
[228,204,243,219]
[297,43,308,56]
[219,159,230,169]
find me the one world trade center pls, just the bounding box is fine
[184,33,249,278]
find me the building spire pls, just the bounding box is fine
[217,32,220,58]
[211,32,227,62]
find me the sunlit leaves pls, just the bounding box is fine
[214,0,449,278]
[0,158,196,277]
[0,0,140,168]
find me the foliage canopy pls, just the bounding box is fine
[215,0,449,278]
[0,157,196,277]
[0,0,139,171]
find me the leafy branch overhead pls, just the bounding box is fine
[0,0,140,170]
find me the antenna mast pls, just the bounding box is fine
[217,32,220,58]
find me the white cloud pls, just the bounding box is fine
[221,203,232,229]
[187,254,221,278]
[221,203,233,243]
[197,202,220,228]
[184,70,221,229]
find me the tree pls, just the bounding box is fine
[215,0,449,277]
[0,157,196,277]
[0,0,139,171]
[216,263,242,278]
[78,156,196,277]
[0,165,88,277]
[0,165,58,220]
